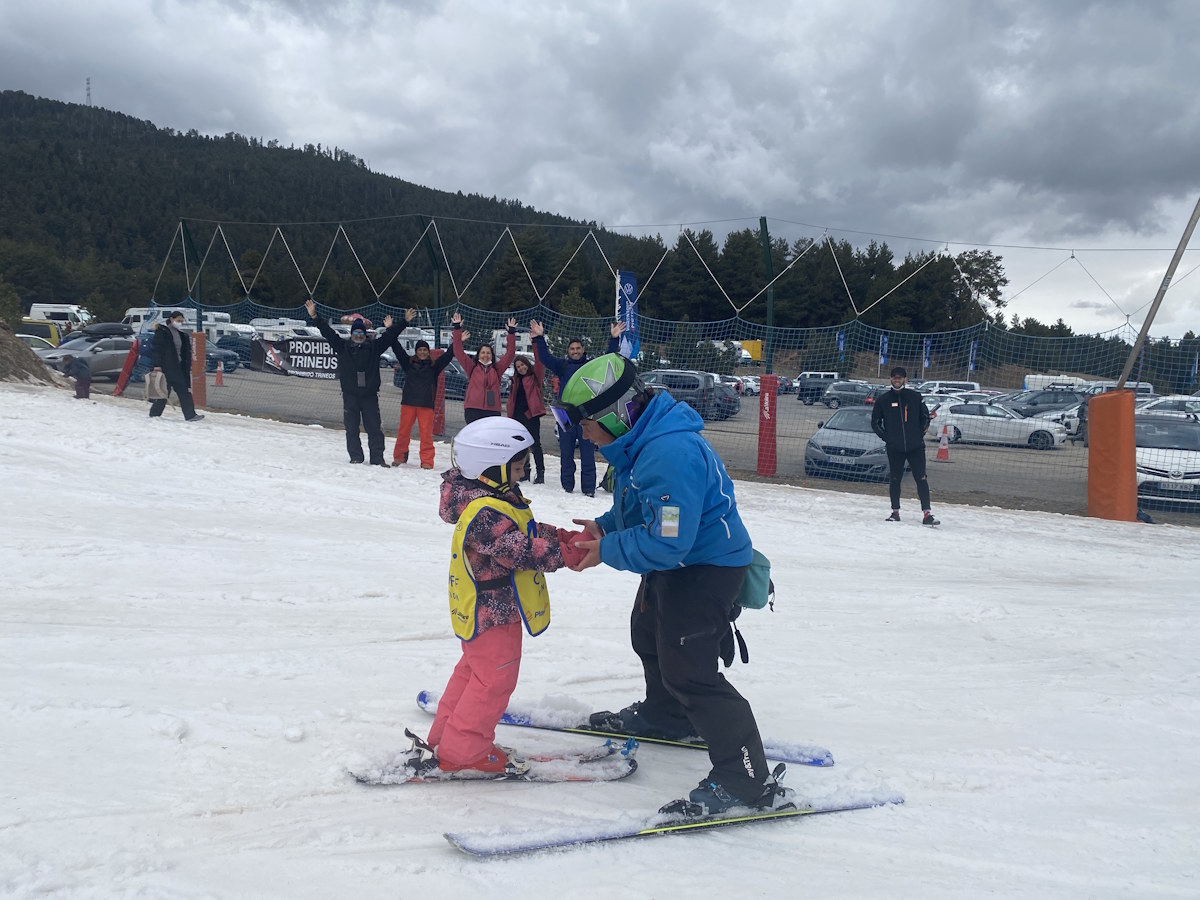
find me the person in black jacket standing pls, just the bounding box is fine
[307,298,401,466]
[149,310,204,421]
[391,308,456,468]
[871,366,938,525]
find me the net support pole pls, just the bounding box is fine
[759,217,775,374]
[1117,194,1200,388]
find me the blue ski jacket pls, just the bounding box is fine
[594,392,752,574]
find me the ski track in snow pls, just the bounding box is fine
[1,383,1198,898]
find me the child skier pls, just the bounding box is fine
[424,417,585,774]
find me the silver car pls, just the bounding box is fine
[804,407,890,481]
[932,402,1068,450]
[42,337,136,380]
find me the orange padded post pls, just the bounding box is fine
[1087,390,1137,521]
[191,331,207,408]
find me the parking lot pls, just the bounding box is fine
[94,370,1200,525]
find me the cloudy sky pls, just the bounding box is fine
[3,0,1200,336]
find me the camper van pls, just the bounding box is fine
[248,317,322,341]
[492,327,534,357]
[123,308,255,344]
[28,304,93,332]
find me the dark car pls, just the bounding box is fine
[205,344,240,374]
[1004,389,1086,418]
[796,371,840,404]
[640,369,738,420]
[820,381,879,409]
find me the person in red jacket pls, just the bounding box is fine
[451,312,516,423]
[505,354,547,483]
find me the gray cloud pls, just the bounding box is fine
[2,0,1199,335]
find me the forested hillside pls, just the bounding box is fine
[3,89,1051,334]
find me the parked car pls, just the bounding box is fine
[796,371,840,404]
[16,333,57,359]
[1136,395,1200,418]
[639,369,738,420]
[933,402,1068,450]
[739,376,760,396]
[803,407,890,481]
[718,374,744,395]
[205,344,240,374]
[1005,389,1087,419]
[18,318,66,347]
[1135,415,1200,506]
[914,380,981,395]
[41,336,136,380]
[820,381,879,409]
[924,395,968,437]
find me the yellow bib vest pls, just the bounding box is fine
[448,496,551,641]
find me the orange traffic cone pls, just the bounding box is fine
[935,425,951,462]
[214,367,224,387]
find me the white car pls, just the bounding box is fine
[1135,415,1200,505]
[740,376,760,396]
[16,333,57,360]
[931,402,1068,450]
[924,396,967,438]
[1136,395,1200,419]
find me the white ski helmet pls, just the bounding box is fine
[452,417,534,482]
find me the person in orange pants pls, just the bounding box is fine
[392,312,455,468]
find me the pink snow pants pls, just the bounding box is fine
[427,623,523,766]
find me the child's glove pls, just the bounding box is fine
[556,529,589,569]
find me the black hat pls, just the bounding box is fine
[890,366,907,378]
[350,318,368,334]
[415,340,430,351]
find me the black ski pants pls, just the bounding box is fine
[343,392,384,463]
[630,564,769,801]
[514,412,544,479]
[149,371,197,420]
[886,445,931,510]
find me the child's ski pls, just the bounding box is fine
[417,690,834,767]
[349,730,639,786]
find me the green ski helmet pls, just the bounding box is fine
[556,353,649,438]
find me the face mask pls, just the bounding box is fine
[171,320,185,329]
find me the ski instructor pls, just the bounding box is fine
[871,365,939,525]
[557,353,793,817]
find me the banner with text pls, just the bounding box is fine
[250,337,338,379]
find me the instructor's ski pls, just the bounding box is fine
[417,690,834,767]
[444,792,903,857]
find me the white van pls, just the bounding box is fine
[1083,380,1156,399]
[28,304,93,331]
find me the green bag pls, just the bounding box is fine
[737,549,774,611]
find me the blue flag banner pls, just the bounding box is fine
[968,339,978,372]
[879,334,888,366]
[616,270,640,361]
[837,331,845,362]
[1192,351,1198,381]
[923,338,931,370]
